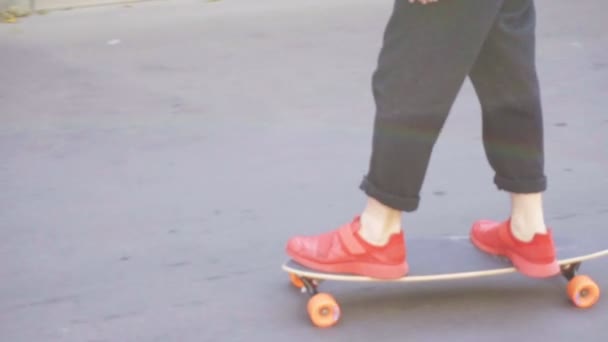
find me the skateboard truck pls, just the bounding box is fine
[560,262,581,280]
[299,277,319,295]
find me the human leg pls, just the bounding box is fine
[287,0,505,279]
[360,0,505,213]
[468,0,559,277]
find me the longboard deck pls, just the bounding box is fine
[284,234,608,328]
[283,234,608,283]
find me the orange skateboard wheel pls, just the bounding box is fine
[289,273,304,289]
[307,293,341,328]
[567,275,600,308]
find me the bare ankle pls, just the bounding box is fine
[510,192,548,242]
[358,198,403,246]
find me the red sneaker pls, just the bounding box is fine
[285,216,409,279]
[470,219,560,278]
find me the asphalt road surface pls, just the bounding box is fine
[1,0,607,341]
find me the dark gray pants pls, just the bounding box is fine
[360,0,546,212]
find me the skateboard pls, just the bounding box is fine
[282,234,608,328]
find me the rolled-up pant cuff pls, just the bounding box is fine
[494,175,547,194]
[359,177,420,212]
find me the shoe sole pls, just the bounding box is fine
[470,233,560,278]
[287,252,409,280]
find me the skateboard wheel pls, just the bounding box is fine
[307,293,341,328]
[567,275,600,309]
[289,273,304,289]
